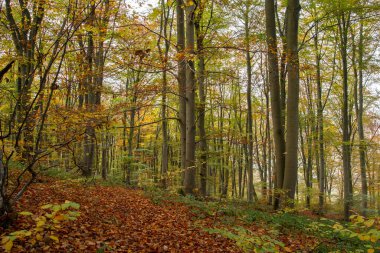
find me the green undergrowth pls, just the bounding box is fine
[39,167,81,180]
[205,226,287,253]
[144,188,380,253]
[39,167,126,187]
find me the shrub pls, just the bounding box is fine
[1,201,80,252]
[205,226,286,253]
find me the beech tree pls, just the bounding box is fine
[183,0,197,195]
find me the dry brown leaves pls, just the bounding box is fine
[4,177,239,253]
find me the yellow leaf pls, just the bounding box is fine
[4,240,13,252]
[1,236,10,244]
[368,249,374,253]
[36,220,45,228]
[284,247,292,252]
[364,219,375,227]
[357,216,364,223]
[36,234,43,241]
[359,234,370,241]
[49,235,59,243]
[35,227,43,232]
[363,235,371,241]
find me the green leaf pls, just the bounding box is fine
[61,202,71,210]
[19,211,33,216]
[51,204,61,212]
[41,204,53,209]
[68,211,80,217]
[10,230,30,237]
[70,202,80,209]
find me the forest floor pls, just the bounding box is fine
[0,175,372,252]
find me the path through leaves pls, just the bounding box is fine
[6,178,239,252]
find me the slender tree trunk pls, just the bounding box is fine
[176,0,187,182]
[353,21,368,215]
[278,7,288,130]
[219,104,225,196]
[161,70,169,188]
[195,16,208,197]
[299,122,308,207]
[82,3,97,177]
[283,0,300,204]
[313,20,326,213]
[338,12,353,221]
[101,131,109,180]
[265,85,273,205]
[244,3,257,203]
[0,152,10,220]
[358,22,368,215]
[238,146,243,198]
[126,94,136,186]
[124,72,139,186]
[158,0,171,189]
[265,0,286,209]
[184,2,196,195]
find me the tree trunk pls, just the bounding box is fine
[283,0,300,204]
[313,20,326,213]
[161,70,169,188]
[102,131,109,180]
[126,95,136,186]
[82,3,97,177]
[184,2,196,195]
[265,0,285,209]
[0,151,11,222]
[357,22,368,215]
[158,0,171,189]
[353,20,368,215]
[195,16,208,197]
[244,3,257,203]
[176,0,187,183]
[338,12,353,221]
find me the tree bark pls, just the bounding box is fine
[353,20,368,215]
[177,0,187,183]
[195,11,208,197]
[102,131,109,180]
[283,0,300,204]
[313,20,326,213]
[338,12,353,221]
[265,0,285,209]
[184,1,196,195]
[158,0,171,189]
[244,1,257,203]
